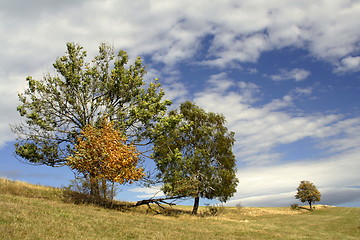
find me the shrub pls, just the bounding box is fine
[202,204,225,216]
[291,203,299,210]
[236,203,243,209]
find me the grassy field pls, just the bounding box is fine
[1,178,359,239]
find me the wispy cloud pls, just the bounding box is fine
[129,186,165,199]
[194,74,358,165]
[226,188,360,207]
[1,0,360,147]
[267,68,311,82]
[291,87,313,96]
[193,73,360,206]
[1,0,359,73]
[225,148,360,207]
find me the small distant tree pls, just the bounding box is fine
[295,180,321,210]
[152,101,238,215]
[67,120,144,199]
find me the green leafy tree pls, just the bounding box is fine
[152,101,238,215]
[12,43,171,194]
[295,180,321,210]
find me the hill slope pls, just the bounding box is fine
[1,178,359,239]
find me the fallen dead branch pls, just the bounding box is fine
[134,195,186,213]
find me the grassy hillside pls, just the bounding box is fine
[1,178,359,239]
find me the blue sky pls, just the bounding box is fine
[1,0,360,207]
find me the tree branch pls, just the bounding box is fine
[134,195,186,208]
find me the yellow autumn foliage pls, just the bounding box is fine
[67,120,144,184]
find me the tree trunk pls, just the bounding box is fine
[101,179,107,199]
[309,201,312,210]
[89,174,100,199]
[192,196,200,215]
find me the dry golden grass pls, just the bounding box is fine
[1,178,359,240]
[0,178,62,200]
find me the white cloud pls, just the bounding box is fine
[143,67,189,106]
[129,186,165,199]
[226,188,360,207]
[291,87,313,96]
[320,188,360,206]
[162,82,189,106]
[207,73,236,93]
[263,95,294,111]
[318,118,360,153]
[225,148,360,207]
[1,0,359,71]
[335,56,360,73]
[247,68,258,74]
[226,192,296,207]
[194,75,357,165]
[0,73,29,148]
[192,73,360,206]
[268,68,311,82]
[237,81,261,104]
[0,0,358,122]
[205,33,271,67]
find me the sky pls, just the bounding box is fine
[1,0,360,207]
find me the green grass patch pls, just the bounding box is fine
[1,178,359,239]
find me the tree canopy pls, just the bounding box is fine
[152,101,238,214]
[295,180,321,210]
[67,120,144,198]
[13,42,171,167]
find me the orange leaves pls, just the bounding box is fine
[67,120,144,184]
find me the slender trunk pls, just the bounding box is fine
[309,201,312,210]
[109,182,115,200]
[101,179,107,199]
[89,174,100,199]
[192,196,200,215]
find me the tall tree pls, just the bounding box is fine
[152,101,238,215]
[295,180,321,210]
[67,120,144,199]
[12,42,171,167]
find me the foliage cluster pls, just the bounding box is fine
[66,120,143,198]
[67,120,143,184]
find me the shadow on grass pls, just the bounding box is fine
[62,189,133,210]
[298,206,314,211]
[61,189,191,216]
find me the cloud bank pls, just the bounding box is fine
[1,0,359,206]
[193,73,360,206]
[2,0,360,147]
